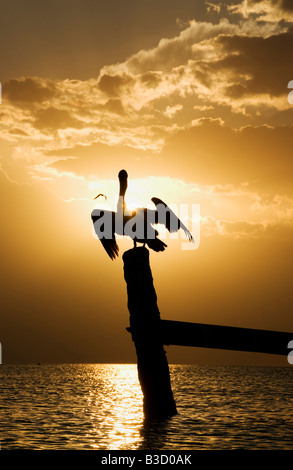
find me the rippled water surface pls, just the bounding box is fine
[1,364,292,450]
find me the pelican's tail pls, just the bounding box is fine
[146,238,167,252]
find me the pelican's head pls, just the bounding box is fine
[118,169,128,197]
[118,169,128,180]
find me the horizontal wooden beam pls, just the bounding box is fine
[157,320,292,356]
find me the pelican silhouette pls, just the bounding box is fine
[91,170,194,260]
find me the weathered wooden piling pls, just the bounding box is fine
[123,246,177,419]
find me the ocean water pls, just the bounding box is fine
[0,364,292,450]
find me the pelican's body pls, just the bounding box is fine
[91,170,194,260]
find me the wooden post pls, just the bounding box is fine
[123,246,177,419]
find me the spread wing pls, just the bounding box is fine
[91,210,119,260]
[151,197,194,243]
[100,237,119,260]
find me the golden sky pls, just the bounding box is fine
[1,0,293,365]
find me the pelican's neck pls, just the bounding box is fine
[119,178,127,197]
[117,177,127,215]
[117,195,125,216]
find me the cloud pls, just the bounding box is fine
[98,72,134,97]
[1,9,293,212]
[212,29,293,98]
[3,77,56,105]
[33,107,84,130]
[205,218,293,239]
[1,13,291,157]
[140,71,163,88]
[229,0,293,22]
[102,98,126,116]
[161,119,293,193]
[8,128,29,136]
[45,141,158,180]
[205,1,222,14]
[217,220,265,236]
[101,19,251,76]
[163,104,183,118]
[93,16,290,121]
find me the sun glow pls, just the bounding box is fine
[90,176,190,213]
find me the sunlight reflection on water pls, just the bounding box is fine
[1,364,293,450]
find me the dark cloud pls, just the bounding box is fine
[125,20,239,74]
[229,0,293,20]
[33,107,83,130]
[8,128,29,136]
[140,71,162,88]
[3,77,56,104]
[247,0,293,12]
[213,29,293,98]
[102,98,126,115]
[282,0,293,11]
[224,83,248,99]
[98,73,134,97]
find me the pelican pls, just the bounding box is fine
[91,170,194,260]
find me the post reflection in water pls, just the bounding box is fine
[1,363,293,450]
